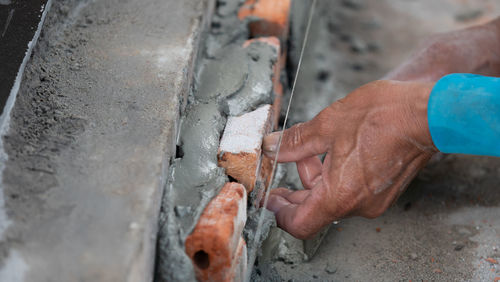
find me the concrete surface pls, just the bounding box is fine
[0,0,212,281]
[270,0,500,281]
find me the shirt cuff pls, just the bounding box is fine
[428,73,500,157]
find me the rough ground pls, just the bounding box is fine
[271,0,500,281]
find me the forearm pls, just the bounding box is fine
[428,74,500,156]
[385,17,500,82]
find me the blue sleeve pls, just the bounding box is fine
[428,73,500,157]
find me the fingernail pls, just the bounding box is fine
[263,132,280,154]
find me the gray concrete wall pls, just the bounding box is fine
[0,0,213,281]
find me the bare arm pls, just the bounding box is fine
[385,17,500,82]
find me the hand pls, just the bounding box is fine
[262,80,437,239]
[385,17,500,82]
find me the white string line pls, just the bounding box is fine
[245,0,317,280]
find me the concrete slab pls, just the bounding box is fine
[0,0,213,281]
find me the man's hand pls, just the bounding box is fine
[262,80,437,239]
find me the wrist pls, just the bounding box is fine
[402,81,437,153]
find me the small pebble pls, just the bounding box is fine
[410,253,418,260]
[367,42,379,53]
[350,37,367,53]
[351,63,364,72]
[174,205,192,218]
[325,263,337,274]
[316,70,330,82]
[457,227,471,236]
[454,244,464,251]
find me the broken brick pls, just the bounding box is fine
[185,182,247,282]
[238,0,291,42]
[243,37,284,129]
[218,105,274,193]
[486,258,499,264]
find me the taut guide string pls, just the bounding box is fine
[245,0,317,280]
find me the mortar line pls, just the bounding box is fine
[245,1,317,280]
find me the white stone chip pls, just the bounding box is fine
[219,105,272,154]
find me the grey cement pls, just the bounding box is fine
[175,102,226,192]
[196,41,277,117]
[244,206,276,259]
[204,0,248,58]
[224,41,277,116]
[261,227,306,264]
[268,0,500,281]
[197,46,249,102]
[155,101,229,281]
[255,162,331,267]
[0,0,214,280]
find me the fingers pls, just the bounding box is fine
[296,156,323,189]
[268,187,310,204]
[267,192,326,239]
[264,186,329,239]
[262,118,330,163]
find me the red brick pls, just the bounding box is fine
[218,105,274,193]
[185,182,247,282]
[238,0,291,42]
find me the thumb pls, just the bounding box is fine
[262,117,330,163]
